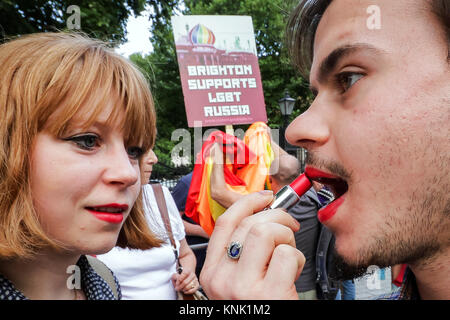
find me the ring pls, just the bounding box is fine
[226,241,243,260]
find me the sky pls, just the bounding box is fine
[116,9,153,58]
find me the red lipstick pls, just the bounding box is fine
[269,173,312,210]
[317,196,344,223]
[86,203,128,224]
[304,166,348,223]
[304,167,340,180]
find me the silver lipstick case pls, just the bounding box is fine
[268,185,301,210]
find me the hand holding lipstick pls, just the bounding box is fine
[200,191,305,300]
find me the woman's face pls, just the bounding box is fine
[142,149,158,184]
[29,99,143,255]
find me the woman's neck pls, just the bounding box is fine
[0,250,83,300]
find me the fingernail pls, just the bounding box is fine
[258,190,273,196]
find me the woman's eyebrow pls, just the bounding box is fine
[309,43,386,94]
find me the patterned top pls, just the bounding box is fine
[0,255,121,300]
[377,267,420,300]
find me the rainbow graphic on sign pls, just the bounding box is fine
[189,24,215,45]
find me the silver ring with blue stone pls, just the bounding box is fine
[226,241,243,260]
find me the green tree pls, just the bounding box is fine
[129,1,189,175]
[136,0,313,176]
[0,0,146,44]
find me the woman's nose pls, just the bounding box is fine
[145,149,158,165]
[103,147,139,187]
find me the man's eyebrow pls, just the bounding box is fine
[309,43,385,94]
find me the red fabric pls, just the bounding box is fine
[393,264,408,287]
[184,131,255,224]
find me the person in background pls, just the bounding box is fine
[269,154,322,300]
[171,172,209,279]
[313,182,355,300]
[98,149,199,299]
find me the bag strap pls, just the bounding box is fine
[151,183,183,274]
[86,255,119,299]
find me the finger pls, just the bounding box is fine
[238,222,297,283]
[171,273,179,284]
[175,272,190,290]
[203,191,274,269]
[183,284,198,295]
[179,273,196,291]
[229,209,300,247]
[265,244,305,299]
[183,280,199,294]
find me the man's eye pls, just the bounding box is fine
[337,72,364,92]
[64,134,99,150]
[127,146,144,159]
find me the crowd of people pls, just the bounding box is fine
[0,0,448,300]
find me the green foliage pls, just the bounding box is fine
[2,0,315,179]
[134,0,315,178]
[0,0,146,44]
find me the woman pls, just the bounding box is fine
[0,32,161,300]
[98,149,200,299]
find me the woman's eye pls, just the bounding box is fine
[337,72,364,92]
[64,134,99,150]
[127,146,144,159]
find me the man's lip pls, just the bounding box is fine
[318,196,345,223]
[305,166,341,180]
[305,166,349,223]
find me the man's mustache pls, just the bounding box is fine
[306,151,353,183]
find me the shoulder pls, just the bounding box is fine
[180,172,193,184]
[142,183,154,197]
[80,255,122,300]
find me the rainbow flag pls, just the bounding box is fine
[185,122,274,235]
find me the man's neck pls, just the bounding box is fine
[410,247,450,300]
[0,250,81,300]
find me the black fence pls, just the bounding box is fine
[150,161,192,191]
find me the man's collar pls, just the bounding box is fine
[398,267,421,300]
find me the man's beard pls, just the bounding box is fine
[329,206,447,282]
[330,247,368,281]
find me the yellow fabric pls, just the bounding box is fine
[194,122,274,235]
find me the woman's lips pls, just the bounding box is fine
[86,203,128,224]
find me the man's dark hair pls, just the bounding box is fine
[286,0,450,78]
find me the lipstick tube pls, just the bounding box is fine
[268,173,312,210]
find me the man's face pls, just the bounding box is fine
[286,0,449,271]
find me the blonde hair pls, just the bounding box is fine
[0,32,162,258]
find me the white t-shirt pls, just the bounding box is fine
[98,185,186,300]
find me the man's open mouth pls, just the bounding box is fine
[305,166,349,222]
[305,167,348,199]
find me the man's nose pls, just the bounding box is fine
[285,99,330,150]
